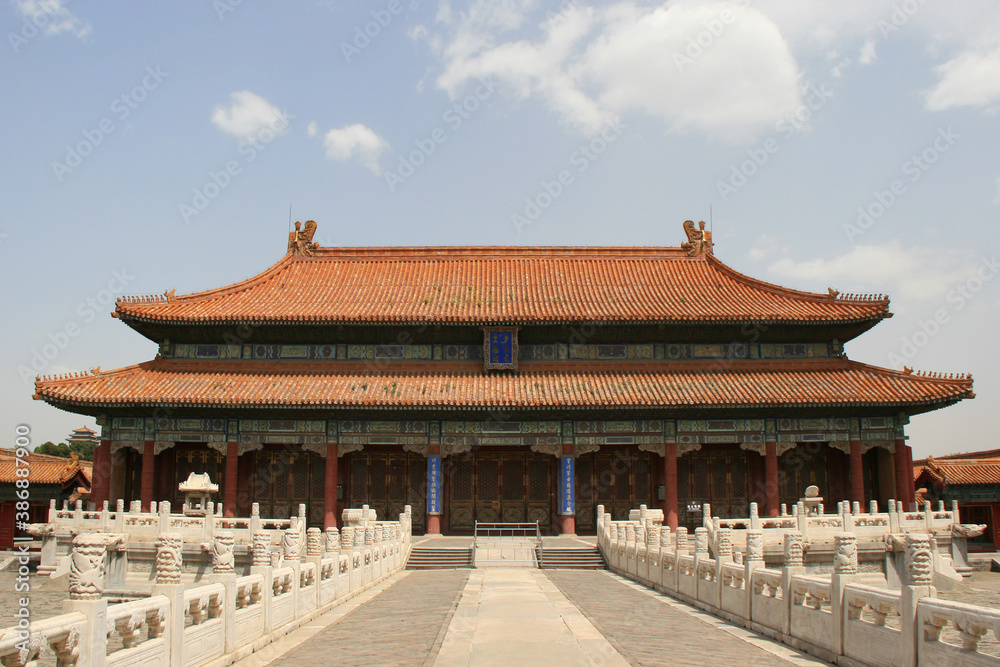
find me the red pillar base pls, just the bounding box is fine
[427,514,442,534]
[559,514,576,535]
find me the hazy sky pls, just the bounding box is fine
[3,1,998,459]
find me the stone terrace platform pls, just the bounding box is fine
[244,568,829,666]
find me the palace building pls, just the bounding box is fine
[33,221,975,535]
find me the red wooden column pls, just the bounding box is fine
[224,441,239,518]
[140,440,155,511]
[664,442,678,531]
[324,441,339,529]
[92,439,111,507]
[850,439,864,506]
[893,438,911,510]
[765,441,779,517]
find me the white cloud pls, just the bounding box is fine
[322,124,389,175]
[859,38,876,65]
[306,121,318,138]
[748,234,790,260]
[13,0,90,38]
[211,91,290,141]
[419,0,803,142]
[767,240,978,302]
[925,46,1000,110]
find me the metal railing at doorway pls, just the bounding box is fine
[472,521,541,566]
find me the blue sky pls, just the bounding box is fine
[2,0,998,458]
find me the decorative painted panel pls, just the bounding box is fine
[759,343,830,359]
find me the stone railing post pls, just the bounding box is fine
[307,527,324,606]
[114,498,125,532]
[780,531,804,635]
[749,502,760,530]
[714,527,733,609]
[250,531,273,634]
[829,533,861,655]
[744,529,763,621]
[158,500,171,535]
[888,499,900,533]
[900,532,935,667]
[250,502,261,534]
[283,521,302,614]
[675,527,688,555]
[64,534,110,665]
[210,531,237,653]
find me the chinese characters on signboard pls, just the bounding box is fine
[427,455,441,514]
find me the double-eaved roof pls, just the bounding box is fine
[34,238,974,417]
[114,246,890,327]
[34,358,973,414]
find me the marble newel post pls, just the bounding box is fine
[427,423,442,534]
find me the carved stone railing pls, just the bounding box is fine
[0,506,412,667]
[596,503,1000,667]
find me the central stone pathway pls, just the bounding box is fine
[434,569,628,666]
[545,570,827,666]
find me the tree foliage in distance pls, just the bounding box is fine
[34,440,96,461]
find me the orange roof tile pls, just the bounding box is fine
[0,449,93,486]
[34,358,971,412]
[115,247,890,326]
[913,451,1000,486]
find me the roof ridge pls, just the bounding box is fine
[117,253,295,314]
[705,254,891,306]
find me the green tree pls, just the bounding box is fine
[68,440,96,461]
[35,441,70,457]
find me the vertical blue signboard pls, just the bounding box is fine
[560,455,575,514]
[489,330,513,364]
[427,455,441,514]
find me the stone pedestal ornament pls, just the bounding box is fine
[746,529,764,562]
[905,532,933,585]
[341,527,355,548]
[646,520,660,548]
[783,531,804,567]
[694,527,709,556]
[325,527,340,553]
[155,533,183,584]
[364,526,375,545]
[212,531,235,574]
[252,531,270,567]
[283,527,301,562]
[716,528,733,559]
[676,527,689,554]
[69,534,107,600]
[306,527,322,557]
[834,533,858,574]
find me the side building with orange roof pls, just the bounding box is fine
[914,449,1000,552]
[32,221,974,535]
[0,450,92,549]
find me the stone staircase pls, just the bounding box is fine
[406,546,474,570]
[537,546,606,569]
